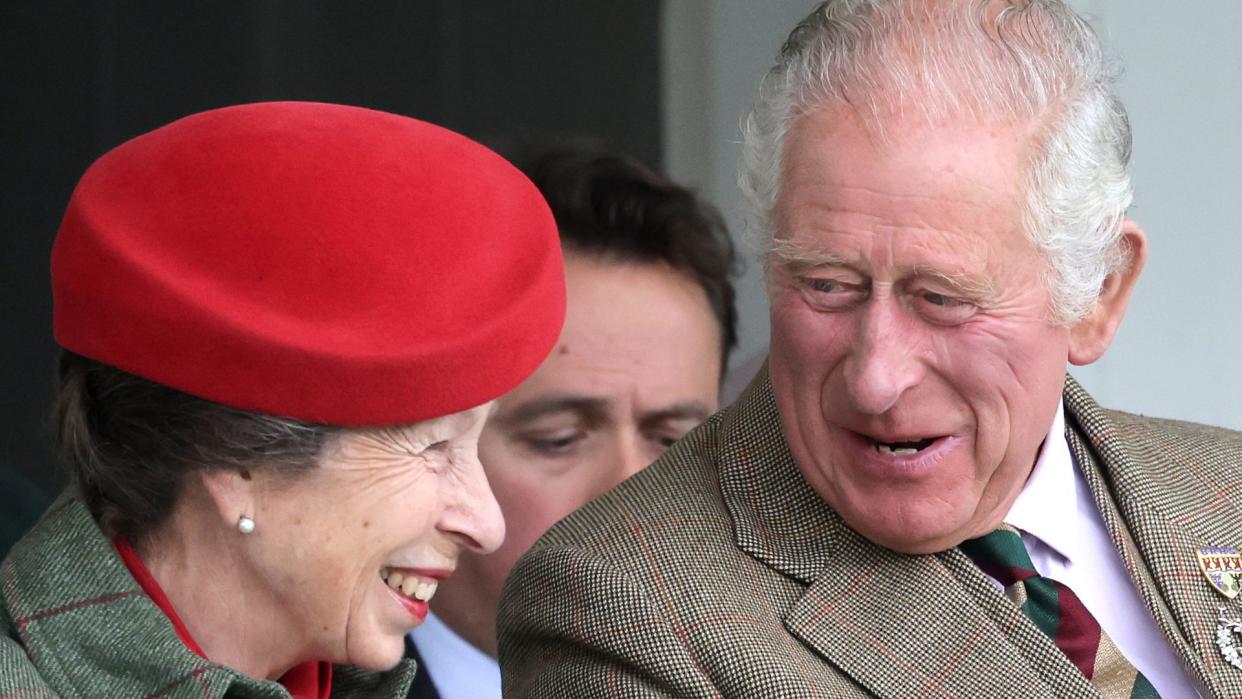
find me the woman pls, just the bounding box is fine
[0,102,565,698]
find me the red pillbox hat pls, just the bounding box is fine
[51,101,565,426]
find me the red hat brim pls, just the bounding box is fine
[52,101,566,426]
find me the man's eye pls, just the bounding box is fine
[521,430,584,456]
[798,275,864,310]
[922,292,962,307]
[648,431,688,450]
[914,291,976,324]
[807,278,839,293]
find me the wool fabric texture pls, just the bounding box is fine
[51,101,566,425]
[498,372,1242,698]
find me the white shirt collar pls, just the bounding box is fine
[1003,400,1082,565]
[409,611,501,699]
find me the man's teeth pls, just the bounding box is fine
[380,568,438,602]
[872,438,935,456]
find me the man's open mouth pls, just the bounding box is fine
[868,437,938,456]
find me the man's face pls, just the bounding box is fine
[767,108,1072,554]
[433,252,722,654]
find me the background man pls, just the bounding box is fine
[498,2,1242,698]
[405,144,739,699]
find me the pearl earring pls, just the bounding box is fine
[237,515,256,535]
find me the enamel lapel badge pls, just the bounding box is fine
[1197,546,1241,599]
[1198,546,1242,670]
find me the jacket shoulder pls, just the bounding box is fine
[1103,408,1242,476]
[531,409,733,558]
[1104,408,1242,445]
[0,628,55,696]
[1,525,54,695]
[1082,406,1242,521]
[497,411,766,697]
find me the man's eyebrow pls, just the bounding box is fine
[639,402,714,428]
[911,265,998,304]
[767,237,851,274]
[495,394,610,426]
[770,237,999,303]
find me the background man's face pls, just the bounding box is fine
[767,107,1071,554]
[433,251,722,654]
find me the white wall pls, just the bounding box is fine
[663,0,1242,429]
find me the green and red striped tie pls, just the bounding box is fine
[960,525,1161,698]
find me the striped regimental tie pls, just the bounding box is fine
[960,525,1160,699]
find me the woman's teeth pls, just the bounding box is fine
[380,568,438,602]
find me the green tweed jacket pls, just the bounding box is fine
[0,493,416,698]
[499,372,1242,698]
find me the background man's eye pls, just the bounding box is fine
[523,430,585,455]
[652,434,681,449]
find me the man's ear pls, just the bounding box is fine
[198,467,257,531]
[1068,219,1147,366]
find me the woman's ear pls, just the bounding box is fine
[1068,219,1148,366]
[198,468,257,533]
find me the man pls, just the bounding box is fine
[498,3,1242,698]
[404,145,739,699]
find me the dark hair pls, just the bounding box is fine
[54,351,335,542]
[513,143,739,369]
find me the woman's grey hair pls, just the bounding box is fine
[740,0,1133,323]
[55,351,337,543]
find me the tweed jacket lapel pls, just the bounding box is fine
[1064,376,1242,699]
[719,369,1098,698]
[0,492,415,698]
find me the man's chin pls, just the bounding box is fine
[842,511,973,555]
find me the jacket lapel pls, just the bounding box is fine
[718,369,1094,698]
[782,526,1096,698]
[1064,376,1242,699]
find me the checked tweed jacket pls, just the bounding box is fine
[498,372,1242,698]
[0,494,417,698]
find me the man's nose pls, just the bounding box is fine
[843,299,924,415]
[590,432,650,501]
[439,455,506,554]
[615,434,650,482]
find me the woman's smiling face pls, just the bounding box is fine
[237,402,504,670]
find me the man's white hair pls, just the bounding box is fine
[741,0,1133,323]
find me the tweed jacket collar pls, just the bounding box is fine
[0,493,415,698]
[719,370,1242,699]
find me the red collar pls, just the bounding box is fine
[114,538,332,699]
